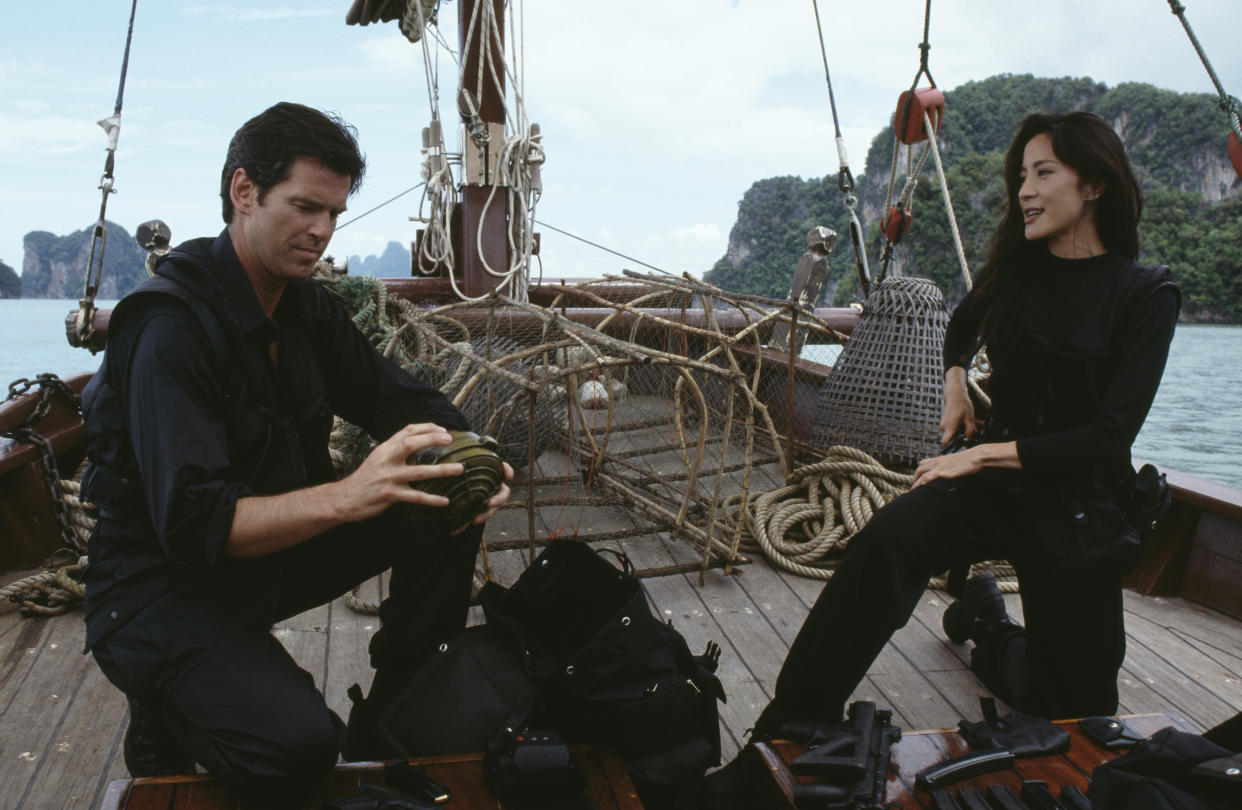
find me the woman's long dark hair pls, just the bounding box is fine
[972,112,1143,348]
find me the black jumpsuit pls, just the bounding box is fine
[81,232,479,804]
[754,249,1179,732]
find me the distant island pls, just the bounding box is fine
[705,74,1242,323]
[10,226,413,300]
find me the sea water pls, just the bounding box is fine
[1,299,1239,489]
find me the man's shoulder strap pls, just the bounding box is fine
[117,247,239,379]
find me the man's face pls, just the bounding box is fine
[231,156,351,290]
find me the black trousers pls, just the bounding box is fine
[92,508,481,806]
[754,471,1125,734]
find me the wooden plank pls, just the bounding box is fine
[16,635,128,810]
[1119,632,1237,731]
[274,602,330,694]
[0,614,96,803]
[321,577,383,724]
[1123,591,1242,662]
[1122,609,1242,715]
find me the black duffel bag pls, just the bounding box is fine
[1091,725,1242,810]
[479,539,725,810]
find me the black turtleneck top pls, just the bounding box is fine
[942,251,1180,482]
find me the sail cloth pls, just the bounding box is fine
[810,277,948,469]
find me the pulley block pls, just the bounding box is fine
[894,87,945,145]
[407,430,505,528]
[882,206,914,244]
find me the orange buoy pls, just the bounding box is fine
[1229,130,1242,182]
[882,206,914,243]
[894,87,945,145]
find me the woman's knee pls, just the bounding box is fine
[852,486,959,565]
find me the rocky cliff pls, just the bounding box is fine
[21,221,147,299]
[347,240,411,277]
[0,259,18,299]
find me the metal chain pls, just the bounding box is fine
[3,374,86,556]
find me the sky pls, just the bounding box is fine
[2,0,1239,284]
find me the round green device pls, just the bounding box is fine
[407,431,505,528]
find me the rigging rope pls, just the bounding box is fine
[73,0,140,349]
[1166,1,1242,142]
[809,0,871,297]
[873,0,971,289]
[532,219,674,277]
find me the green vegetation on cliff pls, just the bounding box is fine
[22,221,147,299]
[705,74,1242,322]
[0,260,19,298]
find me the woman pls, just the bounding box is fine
[740,111,1180,753]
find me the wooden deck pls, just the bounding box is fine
[3,492,1241,808]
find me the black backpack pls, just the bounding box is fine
[480,539,726,810]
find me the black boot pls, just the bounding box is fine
[702,751,758,810]
[123,696,195,777]
[942,571,1010,644]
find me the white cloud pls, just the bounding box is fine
[361,36,421,71]
[183,6,333,22]
[0,114,98,154]
[669,223,720,242]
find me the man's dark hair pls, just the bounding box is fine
[220,102,366,223]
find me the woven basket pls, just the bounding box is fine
[810,277,949,468]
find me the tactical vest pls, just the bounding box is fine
[81,241,337,527]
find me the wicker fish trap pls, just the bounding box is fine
[809,277,948,469]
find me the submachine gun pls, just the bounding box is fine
[786,701,903,810]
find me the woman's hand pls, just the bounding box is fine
[912,447,984,489]
[941,366,979,446]
[911,440,1022,489]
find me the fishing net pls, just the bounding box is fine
[324,271,849,582]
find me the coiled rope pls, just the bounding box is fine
[1,476,94,616]
[726,446,911,579]
[724,445,1017,591]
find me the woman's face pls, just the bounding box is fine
[1017,132,1104,257]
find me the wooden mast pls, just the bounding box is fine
[456,0,510,297]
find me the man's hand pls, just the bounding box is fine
[452,462,514,535]
[940,366,979,446]
[333,423,467,524]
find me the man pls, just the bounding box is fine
[80,101,511,805]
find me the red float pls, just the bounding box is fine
[894,87,945,145]
[882,206,914,243]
